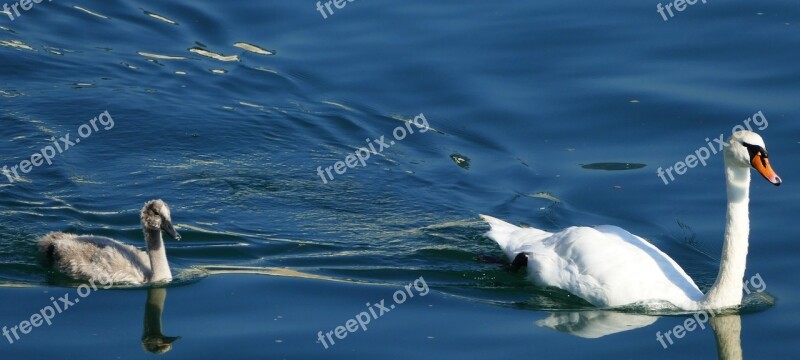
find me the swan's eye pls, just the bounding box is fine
[742,142,769,168]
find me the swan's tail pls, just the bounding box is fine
[37,232,63,262]
[480,214,516,237]
[479,214,550,257]
[480,214,523,251]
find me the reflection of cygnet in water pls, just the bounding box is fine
[536,311,657,339]
[142,288,181,354]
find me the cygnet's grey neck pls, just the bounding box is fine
[143,288,167,338]
[145,228,172,283]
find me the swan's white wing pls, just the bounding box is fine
[524,226,703,308]
[481,216,704,308]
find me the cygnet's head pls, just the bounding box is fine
[142,335,181,354]
[141,200,181,241]
[726,131,781,186]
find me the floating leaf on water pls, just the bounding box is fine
[580,162,646,171]
[450,154,470,170]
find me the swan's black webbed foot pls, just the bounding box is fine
[509,253,528,273]
[475,253,528,273]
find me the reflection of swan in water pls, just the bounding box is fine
[536,311,657,339]
[711,315,742,360]
[142,288,180,354]
[536,311,743,360]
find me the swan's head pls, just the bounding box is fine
[141,199,181,240]
[726,131,781,186]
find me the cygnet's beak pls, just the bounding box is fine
[751,152,782,186]
[160,220,181,241]
[142,335,181,354]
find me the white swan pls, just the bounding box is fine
[38,199,181,285]
[481,131,780,310]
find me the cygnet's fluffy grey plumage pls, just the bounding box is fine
[38,200,181,285]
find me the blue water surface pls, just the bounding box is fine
[1,0,799,359]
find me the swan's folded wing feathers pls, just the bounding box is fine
[526,226,703,307]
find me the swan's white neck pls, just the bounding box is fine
[703,161,750,309]
[145,229,172,283]
[711,315,743,360]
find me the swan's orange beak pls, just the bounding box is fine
[751,152,782,186]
